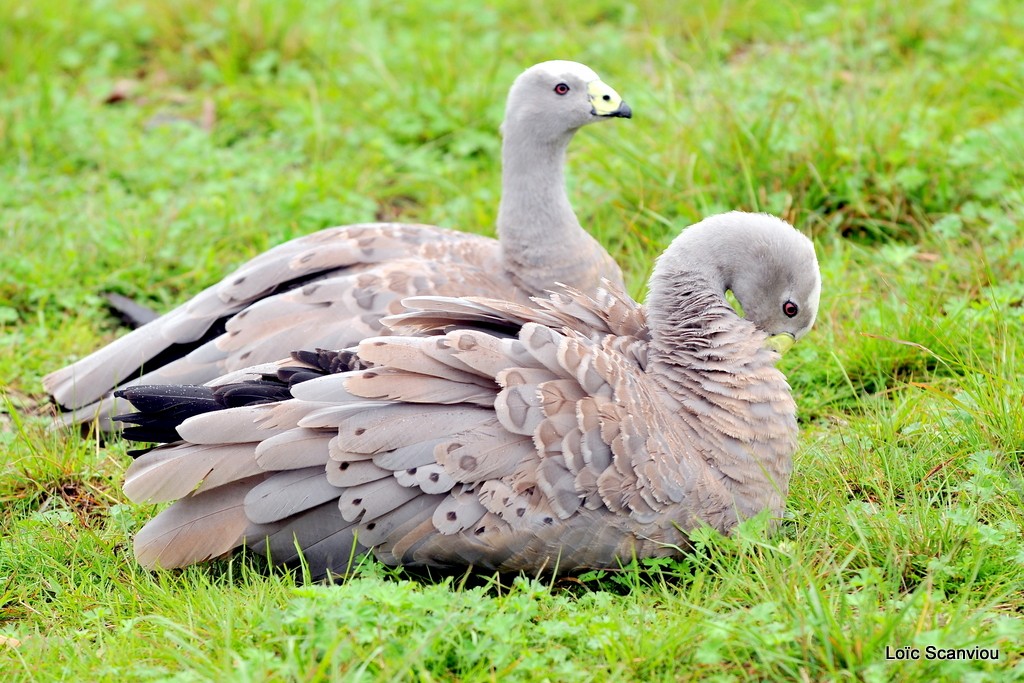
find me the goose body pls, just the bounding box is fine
[117,212,821,577]
[44,61,631,429]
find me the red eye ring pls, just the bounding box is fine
[554,83,570,95]
[783,301,799,318]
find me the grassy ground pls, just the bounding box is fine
[2,0,1023,680]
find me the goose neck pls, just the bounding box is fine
[497,126,578,241]
[495,123,621,294]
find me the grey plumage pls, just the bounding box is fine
[244,467,343,524]
[121,211,821,577]
[122,442,263,503]
[45,61,631,429]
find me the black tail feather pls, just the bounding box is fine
[114,348,372,451]
[104,292,161,329]
[114,384,220,446]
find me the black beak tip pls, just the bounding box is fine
[614,102,633,119]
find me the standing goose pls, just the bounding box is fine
[117,212,821,576]
[44,60,632,430]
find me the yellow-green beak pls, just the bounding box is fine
[587,80,632,118]
[765,333,796,355]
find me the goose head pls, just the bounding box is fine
[649,212,821,353]
[501,60,632,142]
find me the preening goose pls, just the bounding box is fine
[44,60,631,430]
[117,211,821,577]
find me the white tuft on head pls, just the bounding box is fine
[521,60,601,83]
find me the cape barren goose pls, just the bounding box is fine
[45,60,632,430]
[116,211,821,577]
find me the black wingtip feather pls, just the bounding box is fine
[114,347,369,450]
[213,382,294,407]
[291,348,367,375]
[114,384,219,410]
[114,384,223,448]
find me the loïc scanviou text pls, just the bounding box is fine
[884,645,1000,661]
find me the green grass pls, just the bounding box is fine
[3,0,1024,680]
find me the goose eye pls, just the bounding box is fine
[783,301,799,318]
[554,83,570,95]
